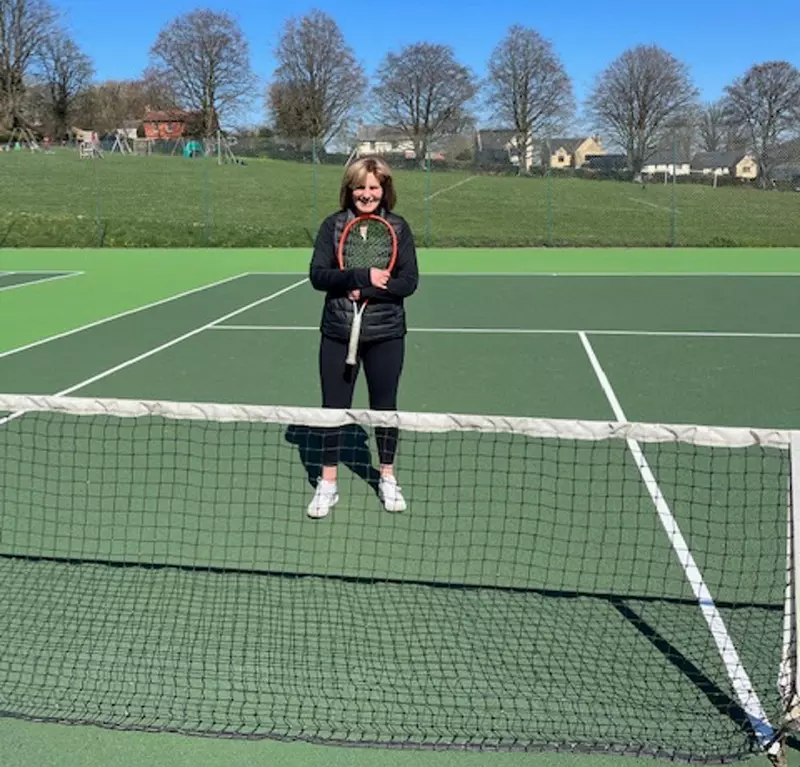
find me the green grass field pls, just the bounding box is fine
[1,148,798,248]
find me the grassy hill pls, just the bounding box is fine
[1,148,798,248]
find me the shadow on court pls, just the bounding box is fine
[285,423,381,494]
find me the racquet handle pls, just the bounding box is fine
[346,310,362,365]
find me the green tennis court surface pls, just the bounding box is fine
[1,247,800,767]
[0,270,82,291]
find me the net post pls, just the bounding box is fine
[793,434,800,719]
[779,434,800,740]
[773,433,800,767]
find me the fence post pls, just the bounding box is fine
[312,137,318,239]
[670,136,678,247]
[545,138,553,247]
[93,153,103,247]
[425,155,431,247]
[203,148,211,246]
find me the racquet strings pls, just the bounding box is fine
[341,218,393,269]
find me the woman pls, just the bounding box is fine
[307,156,419,519]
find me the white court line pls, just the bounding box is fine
[628,196,679,214]
[0,272,253,360]
[0,270,84,292]
[577,330,777,752]
[0,278,308,427]
[208,325,800,339]
[424,175,477,200]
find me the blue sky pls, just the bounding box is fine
[59,0,800,131]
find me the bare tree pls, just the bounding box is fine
[267,9,366,147]
[76,74,176,135]
[0,0,58,128]
[484,25,574,173]
[149,9,256,136]
[36,30,93,139]
[695,100,747,153]
[697,101,726,152]
[585,45,698,175]
[722,61,800,186]
[267,80,310,147]
[373,42,477,164]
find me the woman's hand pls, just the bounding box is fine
[370,268,390,289]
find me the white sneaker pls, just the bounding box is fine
[307,478,339,519]
[378,475,407,512]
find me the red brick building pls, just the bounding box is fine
[142,108,204,140]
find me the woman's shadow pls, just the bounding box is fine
[285,424,381,494]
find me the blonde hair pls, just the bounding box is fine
[340,155,397,211]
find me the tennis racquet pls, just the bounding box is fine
[337,214,398,365]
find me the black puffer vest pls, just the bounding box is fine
[319,209,414,344]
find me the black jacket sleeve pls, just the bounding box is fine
[385,220,419,298]
[308,215,372,292]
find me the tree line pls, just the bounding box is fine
[2,2,799,182]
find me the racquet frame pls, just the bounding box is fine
[336,214,398,365]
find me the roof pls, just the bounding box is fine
[356,124,408,142]
[143,108,193,122]
[546,137,592,153]
[474,129,517,151]
[691,151,749,169]
[644,150,692,166]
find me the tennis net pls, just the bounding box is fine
[1,393,799,762]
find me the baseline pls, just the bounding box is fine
[207,325,800,340]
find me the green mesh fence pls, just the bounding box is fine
[1,135,798,249]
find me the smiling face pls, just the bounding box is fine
[351,171,383,215]
[340,156,397,214]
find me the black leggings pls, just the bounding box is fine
[319,334,405,467]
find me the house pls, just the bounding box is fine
[544,137,605,169]
[473,129,535,170]
[355,125,415,157]
[142,107,205,140]
[691,151,758,179]
[641,150,692,176]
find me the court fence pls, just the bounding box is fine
[2,134,799,249]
